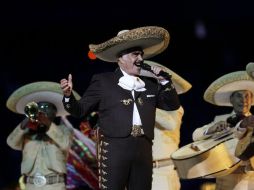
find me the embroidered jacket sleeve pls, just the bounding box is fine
[62,74,102,118]
[156,78,180,111]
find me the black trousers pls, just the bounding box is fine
[98,135,153,190]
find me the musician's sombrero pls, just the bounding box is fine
[6,81,81,116]
[89,26,170,62]
[204,70,254,106]
[140,60,192,94]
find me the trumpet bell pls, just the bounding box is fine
[24,101,38,121]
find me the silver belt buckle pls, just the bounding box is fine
[33,173,47,187]
[131,125,144,137]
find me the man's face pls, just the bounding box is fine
[230,90,253,114]
[118,50,143,76]
[38,102,57,121]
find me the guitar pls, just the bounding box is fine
[235,127,254,161]
[171,130,242,179]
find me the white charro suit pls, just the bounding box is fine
[192,111,254,190]
[152,106,183,190]
[7,122,73,190]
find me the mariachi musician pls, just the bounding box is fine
[192,64,254,190]
[6,81,80,190]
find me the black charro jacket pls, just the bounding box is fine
[63,68,180,140]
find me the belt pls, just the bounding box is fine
[130,125,144,137]
[153,158,174,168]
[24,173,66,187]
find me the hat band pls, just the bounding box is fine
[117,47,143,58]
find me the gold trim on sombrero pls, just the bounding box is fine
[6,81,81,116]
[204,71,254,106]
[140,60,192,94]
[246,62,254,79]
[89,26,170,62]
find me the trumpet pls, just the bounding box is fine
[24,101,39,122]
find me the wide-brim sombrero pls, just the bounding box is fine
[204,71,254,106]
[6,81,81,116]
[140,60,192,94]
[89,26,170,63]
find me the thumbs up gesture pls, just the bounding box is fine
[60,74,73,97]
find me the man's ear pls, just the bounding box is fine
[118,56,122,62]
[118,57,124,67]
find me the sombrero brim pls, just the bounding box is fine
[204,71,254,106]
[140,60,192,94]
[89,26,170,62]
[6,81,81,116]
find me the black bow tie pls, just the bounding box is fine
[227,114,246,127]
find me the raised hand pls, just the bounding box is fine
[20,117,38,131]
[60,74,73,97]
[150,65,166,81]
[207,121,231,135]
[21,111,52,131]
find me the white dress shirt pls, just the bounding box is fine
[118,69,146,126]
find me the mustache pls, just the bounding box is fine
[134,61,143,67]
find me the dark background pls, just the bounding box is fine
[1,0,254,189]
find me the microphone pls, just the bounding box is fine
[138,62,171,80]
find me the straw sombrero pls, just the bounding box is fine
[204,71,254,106]
[6,81,81,116]
[89,26,170,63]
[140,60,192,94]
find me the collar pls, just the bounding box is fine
[118,69,146,91]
